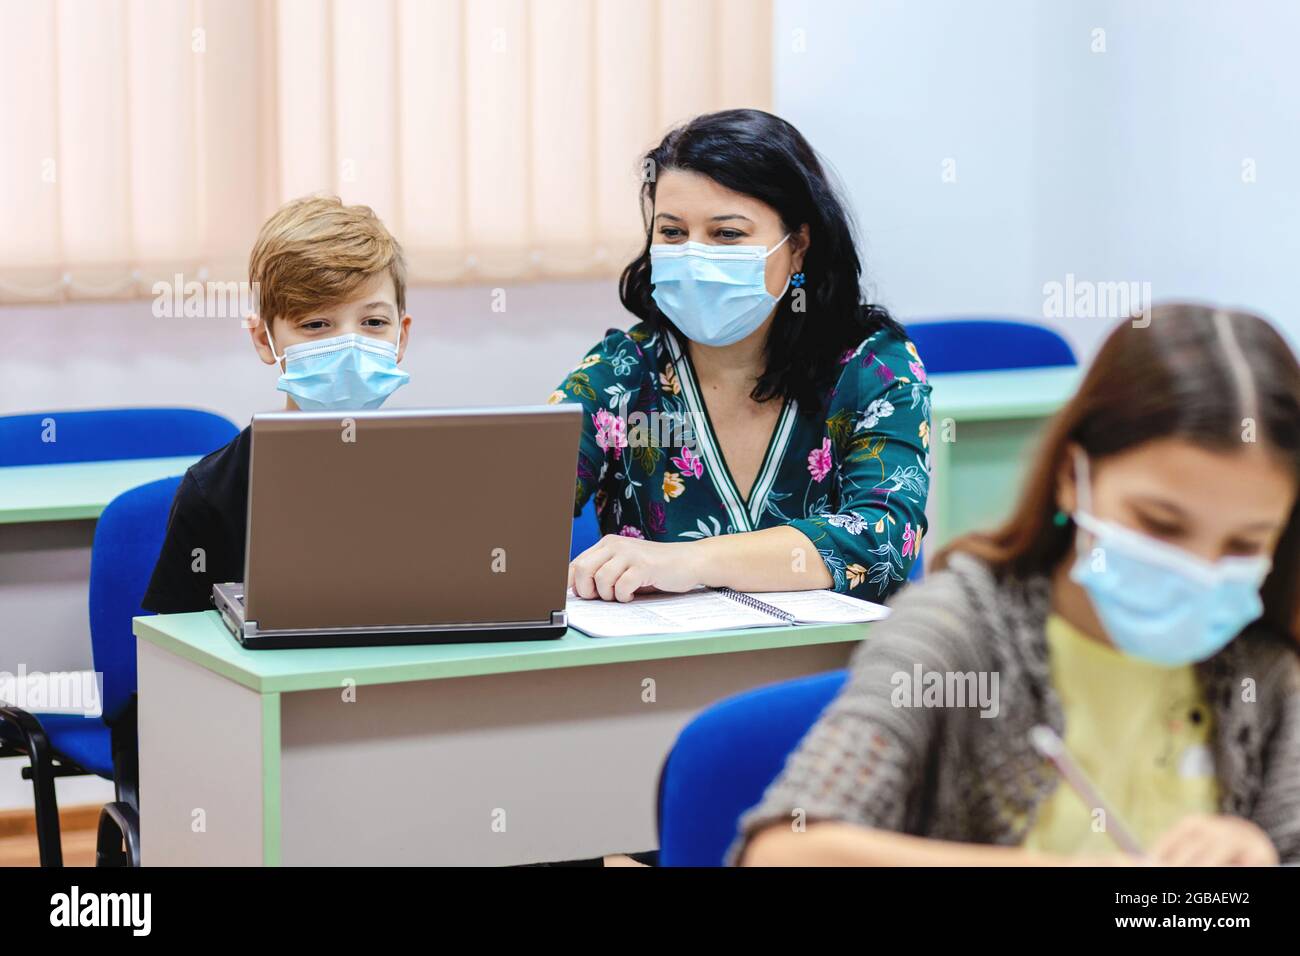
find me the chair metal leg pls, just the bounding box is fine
[0,707,64,867]
[110,699,139,812]
[95,802,140,867]
[29,750,63,867]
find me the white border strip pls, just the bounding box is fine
[747,399,798,526]
[664,331,752,533]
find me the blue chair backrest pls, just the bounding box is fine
[570,496,601,559]
[0,408,238,466]
[658,669,849,866]
[88,476,181,723]
[905,318,1075,374]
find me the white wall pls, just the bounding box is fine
[2,279,618,422]
[0,764,116,822]
[773,0,1300,358]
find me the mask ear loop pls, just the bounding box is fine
[1071,447,1093,515]
[764,233,791,258]
[1070,446,1095,559]
[264,322,286,364]
[765,233,794,299]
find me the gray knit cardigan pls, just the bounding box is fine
[731,552,1300,863]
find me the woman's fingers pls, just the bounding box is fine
[569,538,613,598]
[568,537,678,602]
[614,566,646,603]
[570,554,603,599]
[593,553,631,602]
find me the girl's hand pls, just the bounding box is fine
[1149,814,1279,866]
[1069,853,1148,867]
[568,535,706,602]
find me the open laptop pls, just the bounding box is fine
[213,404,582,649]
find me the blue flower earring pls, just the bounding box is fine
[790,272,806,289]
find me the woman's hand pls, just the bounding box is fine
[1149,814,1278,866]
[568,535,706,602]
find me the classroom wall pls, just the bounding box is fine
[773,0,1300,356]
[1,280,617,423]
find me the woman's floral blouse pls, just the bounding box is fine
[549,323,932,600]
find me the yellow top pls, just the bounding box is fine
[1022,613,1218,856]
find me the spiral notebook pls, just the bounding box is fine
[565,587,890,638]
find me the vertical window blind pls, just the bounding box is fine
[0,0,772,302]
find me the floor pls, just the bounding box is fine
[0,805,98,867]
[0,827,96,866]
[0,804,644,867]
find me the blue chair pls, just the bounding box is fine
[570,496,602,559]
[900,318,1072,580]
[658,669,848,866]
[904,318,1075,375]
[0,476,179,866]
[0,407,238,466]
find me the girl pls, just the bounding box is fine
[739,303,1300,865]
[554,109,931,604]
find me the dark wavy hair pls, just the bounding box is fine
[618,109,904,412]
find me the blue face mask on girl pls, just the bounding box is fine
[1067,450,1271,668]
[269,332,409,411]
[649,235,791,347]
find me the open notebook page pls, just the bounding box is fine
[743,589,891,624]
[565,587,889,637]
[565,589,779,638]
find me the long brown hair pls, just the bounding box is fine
[933,303,1300,643]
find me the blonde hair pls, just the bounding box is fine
[249,195,406,324]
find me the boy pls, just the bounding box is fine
[142,196,412,614]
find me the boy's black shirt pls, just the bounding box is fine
[142,426,251,614]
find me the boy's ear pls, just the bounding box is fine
[249,316,280,366]
[396,314,412,364]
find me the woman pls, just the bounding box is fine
[738,303,1300,866]
[553,109,930,603]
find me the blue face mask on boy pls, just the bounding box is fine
[269,332,409,411]
[649,235,791,347]
[1067,451,1271,667]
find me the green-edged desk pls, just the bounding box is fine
[926,367,1080,553]
[0,456,198,671]
[133,611,863,866]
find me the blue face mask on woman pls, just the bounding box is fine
[649,235,791,347]
[269,332,409,411]
[1067,451,1271,667]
